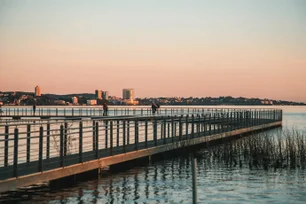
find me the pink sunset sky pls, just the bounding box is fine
[0,0,305,102]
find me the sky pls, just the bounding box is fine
[0,0,305,102]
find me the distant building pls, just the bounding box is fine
[123,89,134,100]
[102,91,109,100]
[87,99,97,105]
[124,100,139,105]
[261,100,273,105]
[122,89,138,105]
[72,96,78,105]
[54,100,66,105]
[35,86,41,97]
[95,90,102,99]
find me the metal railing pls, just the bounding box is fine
[0,106,281,118]
[0,108,282,181]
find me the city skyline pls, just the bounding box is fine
[0,0,305,102]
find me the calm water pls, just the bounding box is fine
[1,106,306,204]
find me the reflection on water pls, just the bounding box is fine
[3,155,306,204]
[0,106,306,203]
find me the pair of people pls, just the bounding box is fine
[151,102,160,115]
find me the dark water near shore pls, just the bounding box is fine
[1,106,306,204]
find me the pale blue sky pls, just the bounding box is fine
[0,0,305,101]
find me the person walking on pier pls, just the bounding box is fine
[151,102,158,115]
[33,104,36,115]
[103,102,108,116]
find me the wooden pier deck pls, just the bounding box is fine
[0,108,282,192]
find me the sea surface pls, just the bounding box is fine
[0,105,306,204]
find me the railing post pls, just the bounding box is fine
[105,120,108,149]
[191,115,195,138]
[4,125,9,167]
[185,115,189,140]
[127,120,130,145]
[145,119,148,148]
[123,120,126,153]
[209,114,212,135]
[26,124,31,163]
[92,120,96,151]
[110,121,113,155]
[257,110,259,125]
[13,128,19,177]
[214,113,217,134]
[163,118,167,144]
[235,111,238,129]
[197,115,201,137]
[171,117,175,142]
[39,126,43,172]
[117,120,120,147]
[60,125,64,167]
[154,119,157,146]
[95,122,99,159]
[79,121,83,163]
[135,120,139,150]
[46,122,50,159]
[179,116,183,141]
[252,110,255,126]
[203,114,207,135]
[167,116,170,138]
[281,110,283,121]
[64,122,68,156]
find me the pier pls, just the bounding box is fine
[0,108,282,192]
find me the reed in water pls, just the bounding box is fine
[201,129,306,170]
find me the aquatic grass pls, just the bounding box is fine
[202,128,306,170]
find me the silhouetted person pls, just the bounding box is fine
[151,102,158,115]
[103,102,108,116]
[33,104,36,115]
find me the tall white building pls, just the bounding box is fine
[95,90,102,99]
[102,91,109,100]
[35,86,41,97]
[122,89,134,100]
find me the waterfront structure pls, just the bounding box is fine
[35,86,41,97]
[72,97,78,105]
[87,99,97,105]
[123,89,134,100]
[95,90,102,99]
[102,91,108,100]
[0,108,282,192]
